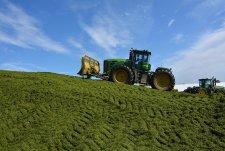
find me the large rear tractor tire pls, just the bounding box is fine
[109,65,134,84]
[151,68,175,91]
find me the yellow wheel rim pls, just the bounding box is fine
[199,89,207,96]
[154,73,171,88]
[114,69,128,83]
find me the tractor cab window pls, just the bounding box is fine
[199,79,211,87]
[199,80,205,87]
[206,80,211,85]
[143,55,149,62]
[134,53,149,64]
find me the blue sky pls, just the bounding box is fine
[0,0,225,83]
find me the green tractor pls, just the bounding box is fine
[184,77,225,96]
[78,48,175,91]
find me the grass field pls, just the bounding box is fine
[0,70,225,151]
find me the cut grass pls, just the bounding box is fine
[0,70,225,151]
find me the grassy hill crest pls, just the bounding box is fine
[0,70,225,151]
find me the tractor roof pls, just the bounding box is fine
[199,78,212,81]
[199,78,216,81]
[130,48,151,55]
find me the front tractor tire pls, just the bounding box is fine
[151,68,175,91]
[110,65,134,84]
[199,89,207,96]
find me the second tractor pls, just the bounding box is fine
[184,77,225,96]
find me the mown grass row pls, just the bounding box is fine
[0,70,225,151]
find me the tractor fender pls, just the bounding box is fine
[155,67,172,72]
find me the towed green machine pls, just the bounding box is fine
[78,48,175,91]
[184,77,225,96]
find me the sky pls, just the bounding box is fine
[0,0,225,84]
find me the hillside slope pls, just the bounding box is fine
[0,70,225,151]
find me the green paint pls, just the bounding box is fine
[0,70,224,150]
[103,49,151,73]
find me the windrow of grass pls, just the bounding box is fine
[0,70,224,151]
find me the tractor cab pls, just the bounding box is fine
[199,78,216,89]
[129,48,151,71]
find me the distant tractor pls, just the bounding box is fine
[78,48,175,91]
[184,77,225,96]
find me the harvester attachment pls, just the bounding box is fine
[78,55,100,78]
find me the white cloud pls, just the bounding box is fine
[82,15,132,57]
[167,24,225,83]
[67,37,103,63]
[0,2,69,54]
[0,62,46,72]
[79,1,153,57]
[172,33,184,43]
[175,82,225,92]
[175,83,198,92]
[67,38,83,49]
[189,0,225,19]
[168,19,175,27]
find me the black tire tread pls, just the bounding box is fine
[151,68,175,91]
[109,65,134,85]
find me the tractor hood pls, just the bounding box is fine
[103,59,131,73]
[105,59,127,62]
[215,86,225,90]
[141,61,151,71]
